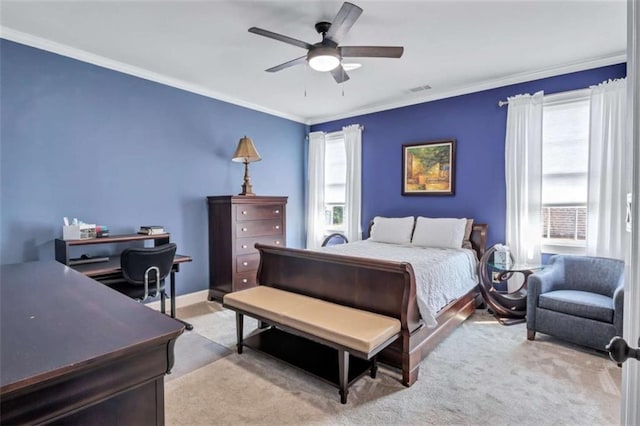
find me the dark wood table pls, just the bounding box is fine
[0,261,184,425]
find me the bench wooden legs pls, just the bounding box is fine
[338,349,349,404]
[370,356,378,379]
[231,311,383,405]
[235,313,244,354]
[338,352,379,403]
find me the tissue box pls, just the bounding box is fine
[493,245,511,268]
[63,224,96,240]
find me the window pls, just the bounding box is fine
[541,91,590,253]
[323,134,346,234]
[307,125,362,249]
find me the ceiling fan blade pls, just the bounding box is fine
[265,56,308,72]
[324,2,363,44]
[330,65,350,84]
[340,46,404,58]
[249,27,314,50]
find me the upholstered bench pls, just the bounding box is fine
[223,286,401,403]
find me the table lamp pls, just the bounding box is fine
[232,136,262,196]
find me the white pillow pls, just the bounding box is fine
[370,216,415,245]
[412,217,467,249]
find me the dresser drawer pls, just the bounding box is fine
[236,220,283,238]
[235,271,257,291]
[236,254,260,272]
[236,235,284,255]
[236,204,284,222]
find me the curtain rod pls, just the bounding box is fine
[305,124,364,140]
[497,87,592,107]
[325,124,365,132]
[308,124,365,135]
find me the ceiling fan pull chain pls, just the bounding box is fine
[304,64,308,97]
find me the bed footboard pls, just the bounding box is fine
[256,244,421,329]
[256,244,423,384]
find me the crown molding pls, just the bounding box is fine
[307,52,627,125]
[0,27,309,125]
[1,26,626,127]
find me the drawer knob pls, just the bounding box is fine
[242,244,248,249]
[274,209,280,214]
[242,278,248,283]
[241,210,247,215]
[275,225,280,230]
[242,261,248,266]
[242,227,247,232]
[275,241,281,245]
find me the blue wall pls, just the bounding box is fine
[0,40,307,295]
[0,37,627,297]
[311,63,626,247]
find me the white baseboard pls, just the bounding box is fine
[144,289,209,312]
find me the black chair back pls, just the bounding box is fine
[322,233,349,247]
[121,243,177,287]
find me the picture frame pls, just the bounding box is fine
[402,139,456,195]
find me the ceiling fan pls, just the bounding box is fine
[248,1,404,84]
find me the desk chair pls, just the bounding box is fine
[111,243,176,315]
[322,233,349,247]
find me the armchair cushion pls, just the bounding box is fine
[538,290,614,323]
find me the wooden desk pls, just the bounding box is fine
[71,254,193,330]
[0,261,184,425]
[71,254,192,277]
[55,234,193,330]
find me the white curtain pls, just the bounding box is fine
[505,91,544,291]
[586,78,629,259]
[343,124,362,242]
[306,131,326,249]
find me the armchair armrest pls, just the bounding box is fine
[530,258,564,294]
[526,257,564,329]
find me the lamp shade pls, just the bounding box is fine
[232,136,262,163]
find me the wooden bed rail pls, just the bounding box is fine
[255,244,422,334]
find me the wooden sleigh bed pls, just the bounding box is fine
[254,223,488,386]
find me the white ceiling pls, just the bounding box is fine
[0,1,627,124]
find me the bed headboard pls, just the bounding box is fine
[470,223,488,259]
[365,219,488,260]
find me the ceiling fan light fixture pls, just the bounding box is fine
[307,47,341,72]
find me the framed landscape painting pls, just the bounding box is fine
[402,139,456,195]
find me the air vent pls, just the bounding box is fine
[407,84,432,94]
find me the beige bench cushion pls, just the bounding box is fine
[223,285,307,324]
[224,286,401,355]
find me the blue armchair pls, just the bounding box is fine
[527,255,625,352]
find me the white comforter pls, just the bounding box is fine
[318,240,478,328]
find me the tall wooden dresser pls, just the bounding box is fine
[207,195,287,301]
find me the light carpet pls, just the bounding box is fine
[166,303,621,425]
